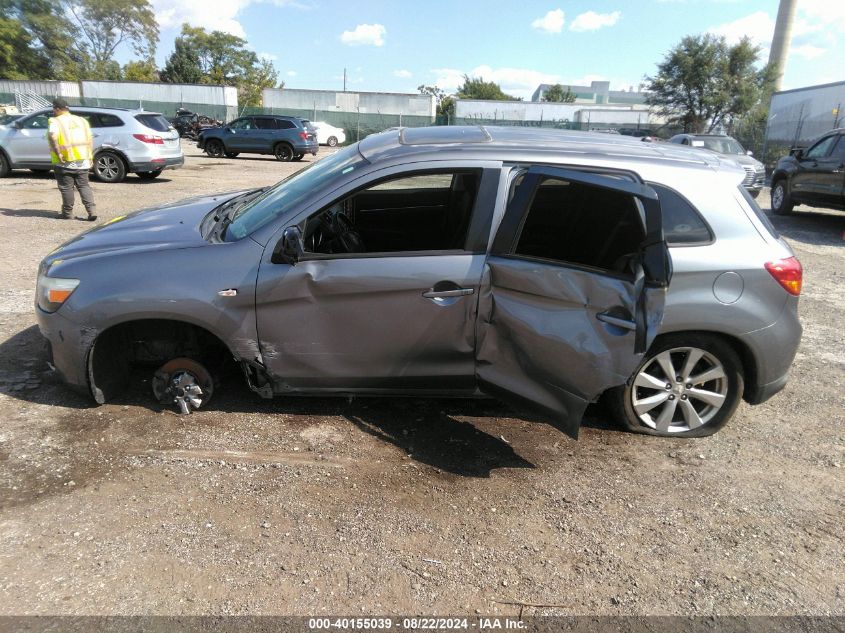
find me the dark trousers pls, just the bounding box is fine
[55,167,96,217]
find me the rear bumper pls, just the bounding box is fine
[129,155,185,173]
[741,297,802,404]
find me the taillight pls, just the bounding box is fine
[299,131,309,140]
[133,134,164,144]
[765,257,802,296]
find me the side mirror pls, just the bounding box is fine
[12,120,22,130]
[746,150,754,156]
[225,127,233,133]
[271,226,304,265]
[790,147,804,159]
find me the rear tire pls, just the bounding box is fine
[137,170,162,180]
[607,333,743,438]
[205,139,224,158]
[94,151,127,183]
[274,143,294,162]
[0,152,10,178]
[292,153,304,161]
[771,179,794,215]
[224,151,239,158]
[327,136,338,147]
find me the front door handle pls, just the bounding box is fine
[422,288,474,299]
[597,311,637,331]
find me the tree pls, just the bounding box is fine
[542,84,576,103]
[173,25,258,85]
[456,75,520,101]
[161,36,202,84]
[64,0,158,80]
[239,58,281,108]
[418,84,455,117]
[122,60,158,82]
[645,34,776,133]
[0,0,79,79]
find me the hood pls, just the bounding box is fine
[43,191,243,266]
[728,152,764,169]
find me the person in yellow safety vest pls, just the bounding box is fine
[46,98,97,221]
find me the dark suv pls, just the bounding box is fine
[771,128,845,215]
[198,115,318,162]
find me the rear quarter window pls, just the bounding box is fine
[737,185,780,239]
[648,182,713,245]
[135,114,171,132]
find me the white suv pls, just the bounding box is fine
[0,106,184,183]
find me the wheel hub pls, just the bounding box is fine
[151,358,213,415]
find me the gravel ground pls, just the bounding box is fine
[0,141,842,617]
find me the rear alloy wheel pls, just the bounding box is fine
[137,170,162,180]
[292,153,304,162]
[609,334,743,437]
[205,139,224,158]
[327,136,338,147]
[771,180,794,215]
[224,151,239,158]
[274,143,294,162]
[94,151,127,183]
[152,358,214,415]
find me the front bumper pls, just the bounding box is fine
[37,307,94,398]
[129,154,185,173]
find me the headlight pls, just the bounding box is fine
[36,272,79,313]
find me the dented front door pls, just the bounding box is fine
[475,167,671,438]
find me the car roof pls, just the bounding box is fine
[358,126,738,175]
[29,106,164,116]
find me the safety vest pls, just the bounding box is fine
[48,113,93,164]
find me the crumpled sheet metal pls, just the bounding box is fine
[476,256,665,438]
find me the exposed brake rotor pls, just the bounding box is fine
[152,358,214,414]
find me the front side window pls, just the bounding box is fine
[225,144,366,241]
[229,118,253,130]
[806,135,836,159]
[22,114,48,129]
[300,169,482,256]
[828,135,845,162]
[513,177,645,276]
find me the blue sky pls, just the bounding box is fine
[146,0,844,98]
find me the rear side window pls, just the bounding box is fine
[514,177,645,275]
[738,186,779,239]
[96,114,124,128]
[276,119,296,130]
[254,117,278,130]
[647,183,712,245]
[135,114,171,132]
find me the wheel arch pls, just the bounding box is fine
[86,317,239,404]
[634,328,758,402]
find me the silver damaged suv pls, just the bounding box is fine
[36,126,802,438]
[0,106,184,183]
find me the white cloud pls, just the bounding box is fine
[393,69,412,78]
[152,0,249,36]
[791,44,826,60]
[287,70,298,77]
[569,11,621,32]
[531,9,565,34]
[258,52,277,62]
[707,11,774,47]
[151,0,308,38]
[340,24,386,47]
[433,65,560,100]
[797,0,845,32]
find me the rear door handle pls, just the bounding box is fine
[597,311,637,331]
[422,288,474,299]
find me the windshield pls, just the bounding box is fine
[225,144,366,241]
[695,137,745,155]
